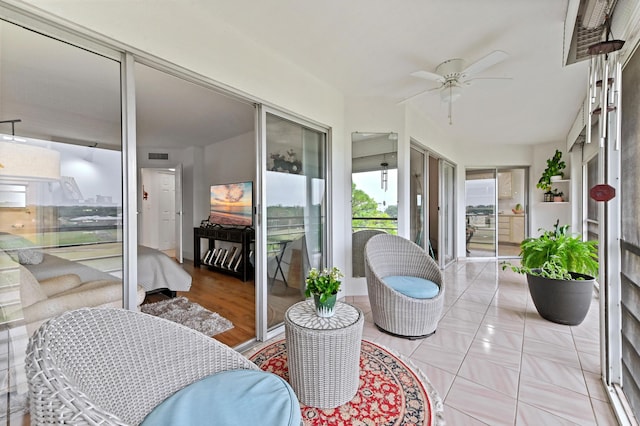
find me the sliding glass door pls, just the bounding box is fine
[258,110,327,338]
[410,144,455,265]
[440,161,455,266]
[0,17,124,420]
[465,169,497,257]
[466,167,528,258]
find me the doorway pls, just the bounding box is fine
[465,167,528,258]
[140,167,182,260]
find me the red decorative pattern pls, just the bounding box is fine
[250,339,433,426]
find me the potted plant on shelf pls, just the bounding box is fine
[552,189,564,202]
[502,220,598,325]
[304,266,343,317]
[536,149,567,194]
[512,203,524,214]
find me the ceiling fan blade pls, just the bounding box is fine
[410,70,445,82]
[463,76,513,83]
[398,86,440,104]
[462,50,508,76]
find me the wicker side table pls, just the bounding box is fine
[284,300,364,408]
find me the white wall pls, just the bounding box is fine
[205,131,255,192]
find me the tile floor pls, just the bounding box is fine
[341,259,619,425]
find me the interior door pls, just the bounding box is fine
[174,164,183,263]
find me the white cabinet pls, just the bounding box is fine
[498,215,525,244]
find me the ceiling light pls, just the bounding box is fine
[0,120,61,181]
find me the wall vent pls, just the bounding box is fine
[148,152,169,160]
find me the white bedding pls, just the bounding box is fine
[137,245,192,292]
[27,244,192,293]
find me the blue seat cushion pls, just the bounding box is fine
[141,369,301,426]
[382,275,440,299]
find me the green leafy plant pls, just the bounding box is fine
[536,149,566,192]
[502,220,598,280]
[304,267,343,303]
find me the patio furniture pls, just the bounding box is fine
[352,229,385,277]
[26,308,301,426]
[364,234,444,339]
[284,300,364,408]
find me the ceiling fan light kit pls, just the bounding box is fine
[405,50,509,125]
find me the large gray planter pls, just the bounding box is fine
[526,271,596,326]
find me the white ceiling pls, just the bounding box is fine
[2,1,597,148]
[204,0,590,145]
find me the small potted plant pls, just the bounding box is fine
[552,189,564,202]
[502,220,598,325]
[512,203,524,214]
[304,266,343,317]
[536,149,566,193]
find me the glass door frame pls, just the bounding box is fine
[255,105,331,342]
[410,142,456,267]
[439,159,456,268]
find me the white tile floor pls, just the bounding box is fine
[343,259,619,425]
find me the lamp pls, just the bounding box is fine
[0,120,60,180]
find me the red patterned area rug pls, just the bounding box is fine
[250,339,445,426]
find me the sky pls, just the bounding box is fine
[352,169,398,211]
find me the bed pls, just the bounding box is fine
[18,241,192,294]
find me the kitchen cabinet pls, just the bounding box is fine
[498,214,525,244]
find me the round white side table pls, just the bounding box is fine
[284,300,364,408]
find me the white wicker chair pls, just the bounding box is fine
[364,234,444,339]
[352,230,385,277]
[25,308,270,425]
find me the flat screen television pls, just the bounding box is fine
[209,181,253,227]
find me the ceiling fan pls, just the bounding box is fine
[402,50,510,124]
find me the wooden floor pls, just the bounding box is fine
[143,260,257,348]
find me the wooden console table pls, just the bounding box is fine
[193,226,254,282]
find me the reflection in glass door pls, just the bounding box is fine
[410,146,426,251]
[465,169,497,257]
[262,112,327,335]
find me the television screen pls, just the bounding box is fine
[209,181,253,227]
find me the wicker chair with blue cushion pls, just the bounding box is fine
[364,234,444,339]
[26,308,301,426]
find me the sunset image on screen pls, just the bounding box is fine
[209,182,253,226]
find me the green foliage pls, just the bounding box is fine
[351,183,397,234]
[502,220,599,280]
[536,149,566,192]
[304,267,343,303]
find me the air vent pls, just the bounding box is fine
[148,152,169,160]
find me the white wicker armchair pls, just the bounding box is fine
[25,308,266,425]
[364,234,444,339]
[352,230,385,277]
